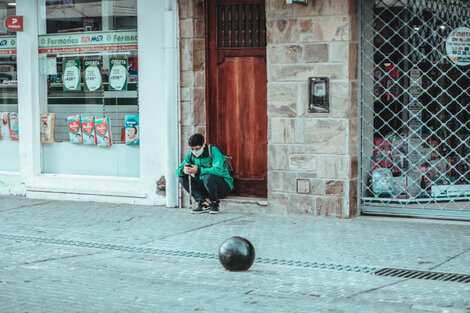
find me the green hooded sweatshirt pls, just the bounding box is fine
[176,145,234,190]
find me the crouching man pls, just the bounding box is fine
[176,133,233,214]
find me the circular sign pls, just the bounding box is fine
[85,66,101,91]
[4,16,23,32]
[446,27,470,66]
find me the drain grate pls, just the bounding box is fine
[374,268,470,283]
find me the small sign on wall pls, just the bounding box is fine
[109,58,128,91]
[286,0,307,4]
[445,26,470,66]
[63,59,81,91]
[4,16,23,32]
[84,59,102,92]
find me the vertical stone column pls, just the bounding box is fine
[266,0,359,217]
[178,0,207,149]
[178,0,207,206]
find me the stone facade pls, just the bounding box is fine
[178,0,207,150]
[178,0,207,205]
[266,0,358,217]
[177,0,359,217]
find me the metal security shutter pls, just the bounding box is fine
[360,0,470,220]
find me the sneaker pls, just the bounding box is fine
[191,201,210,214]
[209,201,220,214]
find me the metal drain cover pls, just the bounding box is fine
[374,268,470,283]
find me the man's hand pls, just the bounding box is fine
[183,164,198,175]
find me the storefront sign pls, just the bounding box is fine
[4,16,23,32]
[0,36,16,55]
[63,59,81,91]
[84,59,102,91]
[38,30,138,54]
[432,184,470,198]
[109,58,128,91]
[446,27,470,66]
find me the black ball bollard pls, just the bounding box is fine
[218,236,255,271]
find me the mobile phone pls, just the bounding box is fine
[185,163,191,167]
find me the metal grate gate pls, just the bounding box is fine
[360,0,470,220]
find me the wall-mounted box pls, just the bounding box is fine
[296,179,310,194]
[308,77,329,113]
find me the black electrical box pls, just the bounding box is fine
[308,77,329,113]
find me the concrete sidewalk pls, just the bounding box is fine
[0,195,469,312]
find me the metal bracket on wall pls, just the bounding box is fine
[286,0,308,4]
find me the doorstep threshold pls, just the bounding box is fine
[221,196,268,206]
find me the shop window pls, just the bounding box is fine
[360,0,470,214]
[38,0,139,177]
[44,0,137,34]
[0,1,18,172]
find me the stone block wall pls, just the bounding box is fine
[266,0,358,217]
[177,0,359,216]
[178,0,207,152]
[178,0,207,206]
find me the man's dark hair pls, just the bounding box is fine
[188,133,204,147]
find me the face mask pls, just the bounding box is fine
[192,147,204,157]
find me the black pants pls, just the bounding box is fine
[178,174,231,203]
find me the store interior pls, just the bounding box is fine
[363,0,470,202]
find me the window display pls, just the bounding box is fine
[8,111,18,140]
[81,116,96,145]
[39,0,139,177]
[0,112,10,140]
[124,114,139,145]
[67,114,82,144]
[361,0,470,214]
[95,116,112,147]
[0,1,18,172]
[42,47,139,146]
[40,112,55,144]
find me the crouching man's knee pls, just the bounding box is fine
[203,173,217,184]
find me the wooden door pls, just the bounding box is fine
[207,0,267,197]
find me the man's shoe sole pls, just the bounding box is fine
[209,210,220,214]
[191,210,209,214]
